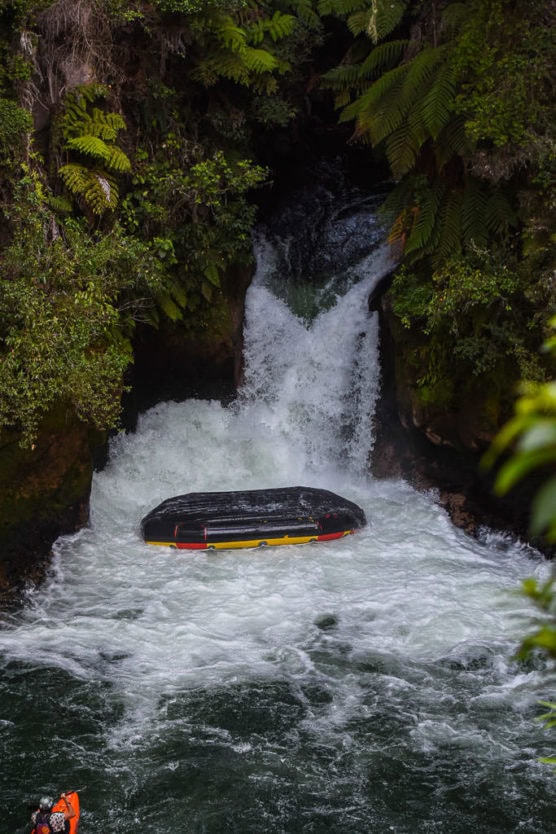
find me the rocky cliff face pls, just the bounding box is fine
[0,410,93,602]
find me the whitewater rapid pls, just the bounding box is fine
[1,189,554,833]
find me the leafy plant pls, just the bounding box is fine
[0,170,163,445]
[0,97,32,160]
[122,141,267,324]
[187,5,298,93]
[485,320,556,541]
[57,85,131,217]
[320,0,553,269]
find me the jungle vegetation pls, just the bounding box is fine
[0,0,554,447]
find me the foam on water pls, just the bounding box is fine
[1,201,554,832]
[0,234,549,718]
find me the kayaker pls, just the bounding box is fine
[31,793,76,834]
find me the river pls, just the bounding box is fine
[1,183,554,832]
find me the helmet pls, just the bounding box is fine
[39,796,54,811]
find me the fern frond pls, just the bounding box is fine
[105,146,132,173]
[339,62,409,128]
[66,135,112,162]
[59,164,118,214]
[90,108,127,140]
[195,52,250,85]
[266,10,297,42]
[334,89,354,109]
[358,39,410,79]
[317,0,367,17]
[420,62,455,139]
[283,0,321,29]
[59,162,90,194]
[397,48,445,112]
[248,20,266,46]
[384,121,422,178]
[436,189,463,259]
[435,115,471,166]
[215,18,247,52]
[404,182,444,256]
[367,0,408,43]
[242,47,279,74]
[251,75,280,95]
[84,173,119,214]
[78,83,109,104]
[348,10,371,36]
[461,179,489,246]
[486,190,518,236]
[380,176,417,226]
[321,62,367,90]
[47,195,73,214]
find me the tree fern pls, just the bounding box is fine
[214,19,246,51]
[403,180,445,256]
[55,85,130,219]
[358,39,410,79]
[436,189,463,261]
[190,6,300,93]
[385,174,517,265]
[366,0,408,43]
[339,62,408,130]
[265,10,297,42]
[243,46,279,74]
[66,135,113,162]
[317,0,367,17]
[347,9,372,37]
[461,179,489,246]
[281,0,321,30]
[384,120,422,178]
[421,62,456,139]
[485,190,518,236]
[59,164,119,215]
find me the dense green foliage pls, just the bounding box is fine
[0,0,554,446]
[0,170,164,444]
[0,0,321,443]
[320,0,555,411]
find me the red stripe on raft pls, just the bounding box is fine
[175,542,208,549]
[317,531,354,541]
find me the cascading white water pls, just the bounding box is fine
[1,189,554,834]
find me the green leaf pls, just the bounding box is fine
[496,448,556,494]
[531,475,556,536]
[518,420,556,452]
[66,135,111,162]
[156,293,182,321]
[242,47,279,74]
[204,261,221,287]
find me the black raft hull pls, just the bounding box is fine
[141,486,367,550]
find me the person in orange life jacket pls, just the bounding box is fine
[31,793,76,834]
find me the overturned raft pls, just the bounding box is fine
[141,486,367,550]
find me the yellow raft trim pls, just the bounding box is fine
[146,534,319,549]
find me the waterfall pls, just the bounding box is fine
[0,182,553,834]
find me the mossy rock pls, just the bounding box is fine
[0,406,98,596]
[381,295,515,451]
